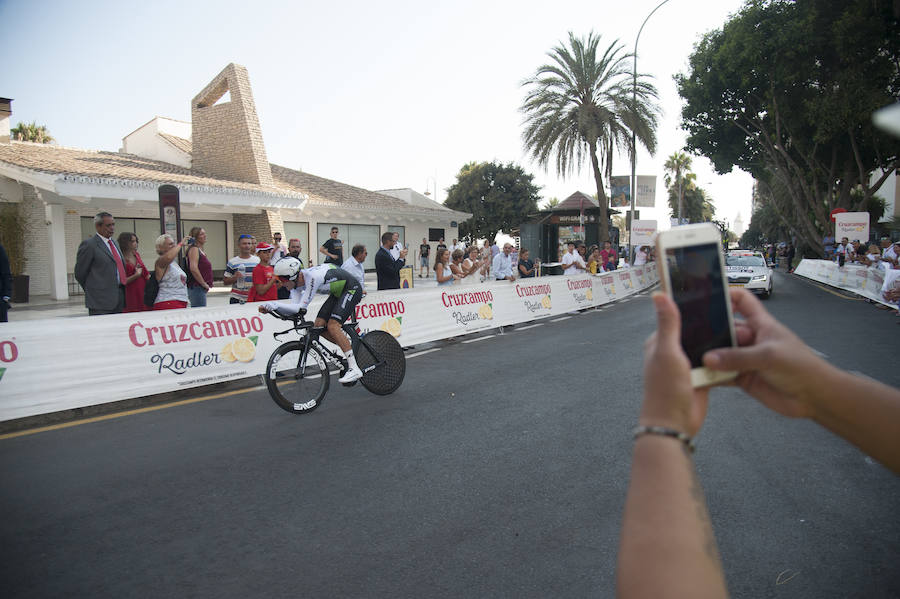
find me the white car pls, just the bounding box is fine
[725,250,773,299]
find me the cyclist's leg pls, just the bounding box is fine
[330,283,363,382]
[315,296,339,346]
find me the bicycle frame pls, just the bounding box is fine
[271,315,385,379]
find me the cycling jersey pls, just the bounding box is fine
[262,265,359,315]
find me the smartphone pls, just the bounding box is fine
[657,223,737,387]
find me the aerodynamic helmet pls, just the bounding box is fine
[273,256,302,281]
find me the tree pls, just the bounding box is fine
[667,183,715,224]
[543,197,560,209]
[10,121,54,144]
[444,161,541,242]
[521,31,660,242]
[677,0,900,254]
[663,151,693,223]
[740,202,791,249]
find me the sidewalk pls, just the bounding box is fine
[6,272,441,322]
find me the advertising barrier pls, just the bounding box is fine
[793,259,897,308]
[0,264,658,422]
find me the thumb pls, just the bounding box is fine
[703,343,771,373]
[651,292,681,347]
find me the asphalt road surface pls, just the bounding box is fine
[2,271,898,598]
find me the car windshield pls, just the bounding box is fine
[726,256,766,267]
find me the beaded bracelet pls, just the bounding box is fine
[633,425,696,453]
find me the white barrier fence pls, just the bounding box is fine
[793,259,898,308]
[0,264,658,422]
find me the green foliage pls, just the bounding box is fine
[10,121,54,144]
[0,203,26,274]
[667,185,715,223]
[544,197,560,209]
[677,0,900,253]
[444,161,541,242]
[520,31,660,242]
[740,203,790,249]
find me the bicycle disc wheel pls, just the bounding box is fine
[265,341,329,414]
[354,330,406,395]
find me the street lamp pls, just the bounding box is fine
[629,0,672,262]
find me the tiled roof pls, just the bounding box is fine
[271,164,465,216]
[555,191,598,211]
[158,133,192,154]
[0,141,299,196]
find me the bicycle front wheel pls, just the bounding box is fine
[265,341,329,414]
[354,330,406,396]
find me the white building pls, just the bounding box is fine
[0,64,470,300]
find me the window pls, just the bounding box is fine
[387,225,405,248]
[316,223,380,270]
[283,222,310,266]
[428,228,445,242]
[81,217,227,270]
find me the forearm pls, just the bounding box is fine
[617,436,728,598]
[810,368,900,474]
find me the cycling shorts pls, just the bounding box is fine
[316,278,362,324]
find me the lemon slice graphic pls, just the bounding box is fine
[585,288,593,300]
[541,295,552,309]
[220,341,236,362]
[232,337,256,362]
[380,317,402,337]
[478,303,494,320]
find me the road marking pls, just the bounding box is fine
[515,323,544,331]
[462,334,496,344]
[550,316,571,322]
[0,385,265,441]
[810,348,828,359]
[407,348,440,358]
[795,276,863,301]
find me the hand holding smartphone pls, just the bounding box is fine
[656,223,737,387]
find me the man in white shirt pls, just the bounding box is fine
[492,243,516,282]
[341,244,367,292]
[271,232,287,262]
[389,232,403,261]
[449,238,462,256]
[835,237,852,265]
[562,241,587,275]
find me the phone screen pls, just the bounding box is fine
[665,243,733,367]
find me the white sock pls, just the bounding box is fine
[344,350,360,371]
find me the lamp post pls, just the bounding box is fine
[629,0,672,262]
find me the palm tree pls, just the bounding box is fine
[11,121,54,144]
[664,151,692,223]
[521,31,660,242]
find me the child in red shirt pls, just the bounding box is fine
[247,243,279,302]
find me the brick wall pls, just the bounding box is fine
[232,210,285,250]
[191,63,274,187]
[21,184,50,295]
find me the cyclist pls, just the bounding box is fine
[259,258,364,383]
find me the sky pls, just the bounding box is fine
[0,0,754,234]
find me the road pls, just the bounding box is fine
[1,271,898,598]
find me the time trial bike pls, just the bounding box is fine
[263,309,406,414]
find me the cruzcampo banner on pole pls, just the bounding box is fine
[635,175,656,207]
[0,264,659,422]
[631,220,657,245]
[834,212,870,243]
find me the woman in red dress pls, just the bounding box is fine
[118,232,151,312]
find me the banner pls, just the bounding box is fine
[636,175,656,207]
[610,176,630,207]
[834,212,870,243]
[0,265,658,422]
[631,220,657,245]
[793,259,897,308]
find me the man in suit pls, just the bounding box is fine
[74,212,127,315]
[375,231,408,290]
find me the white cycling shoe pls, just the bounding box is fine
[338,366,363,384]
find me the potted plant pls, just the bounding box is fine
[0,202,28,303]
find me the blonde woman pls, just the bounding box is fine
[153,234,189,310]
